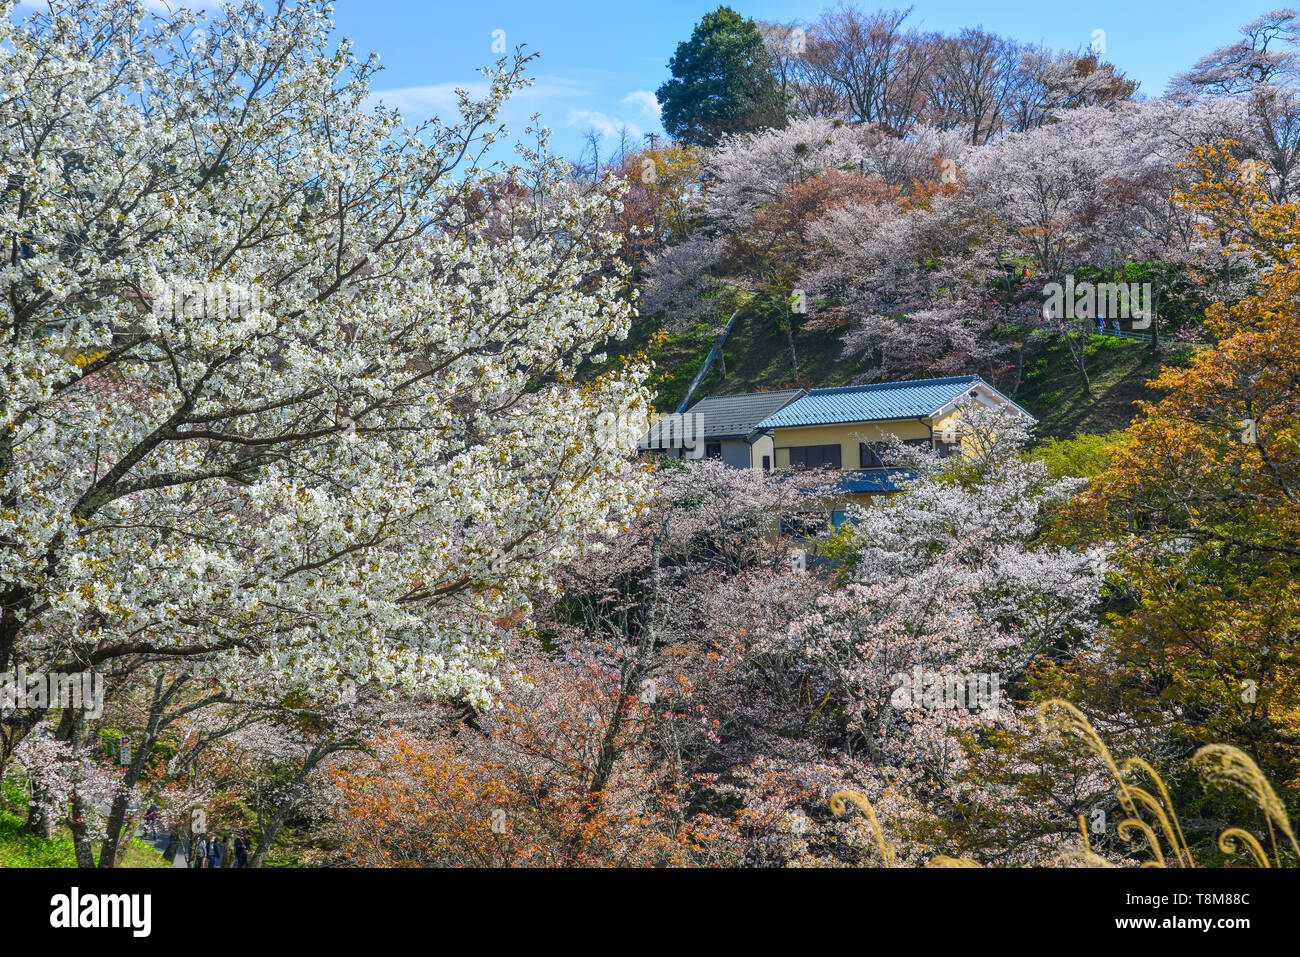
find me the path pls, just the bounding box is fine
[136,822,188,867]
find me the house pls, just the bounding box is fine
[750,375,1032,497]
[667,389,808,468]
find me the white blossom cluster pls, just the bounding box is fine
[772,406,1106,772]
[0,0,652,721]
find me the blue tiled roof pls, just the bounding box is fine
[831,468,917,493]
[755,376,1004,429]
[778,468,918,494]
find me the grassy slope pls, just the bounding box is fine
[1014,334,1193,438]
[599,307,1190,438]
[610,308,865,413]
[0,781,169,868]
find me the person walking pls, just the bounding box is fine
[207,835,222,870]
[234,832,249,868]
[194,834,208,868]
[143,804,159,839]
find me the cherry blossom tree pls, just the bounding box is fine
[315,459,837,866]
[725,407,1107,862]
[0,0,652,773]
[1172,8,1300,202]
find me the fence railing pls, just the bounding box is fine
[1071,325,1154,343]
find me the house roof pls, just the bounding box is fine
[827,468,918,494]
[754,375,1031,429]
[683,389,807,439]
[776,466,917,495]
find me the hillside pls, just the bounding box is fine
[610,307,1191,439]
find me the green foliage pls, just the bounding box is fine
[0,804,74,867]
[1,775,27,810]
[1028,431,1125,480]
[648,322,720,412]
[812,521,859,577]
[1069,260,1206,335]
[1082,334,1136,357]
[656,6,785,146]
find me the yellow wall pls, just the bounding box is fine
[770,419,933,470]
[930,408,962,434]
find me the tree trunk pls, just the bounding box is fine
[785,314,799,380]
[163,825,184,865]
[98,672,195,867]
[249,740,333,867]
[0,700,45,777]
[1010,338,1025,400]
[576,527,666,862]
[112,812,139,867]
[64,707,99,867]
[1062,328,1091,395]
[250,810,291,868]
[1150,275,1161,357]
[25,780,54,838]
[68,798,97,868]
[98,675,157,867]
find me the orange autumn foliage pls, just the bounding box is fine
[1062,144,1300,791]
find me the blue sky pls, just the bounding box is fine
[332,0,1259,162]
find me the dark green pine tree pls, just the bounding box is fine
[655,6,787,147]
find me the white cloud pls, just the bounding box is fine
[622,90,662,119]
[366,76,589,124]
[565,109,642,141]
[368,76,660,158]
[367,81,487,119]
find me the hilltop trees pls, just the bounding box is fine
[1172,8,1300,202]
[792,97,1253,392]
[640,115,897,339]
[657,7,787,147]
[641,6,1298,402]
[0,0,652,789]
[800,6,933,134]
[642,6,1152,388]
[757,6,1136,139]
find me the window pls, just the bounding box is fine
[787,444,841,470]
[761,454,771,472]
[705,441,722,459]
[935,439,960,458]
[861,438,931,468]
